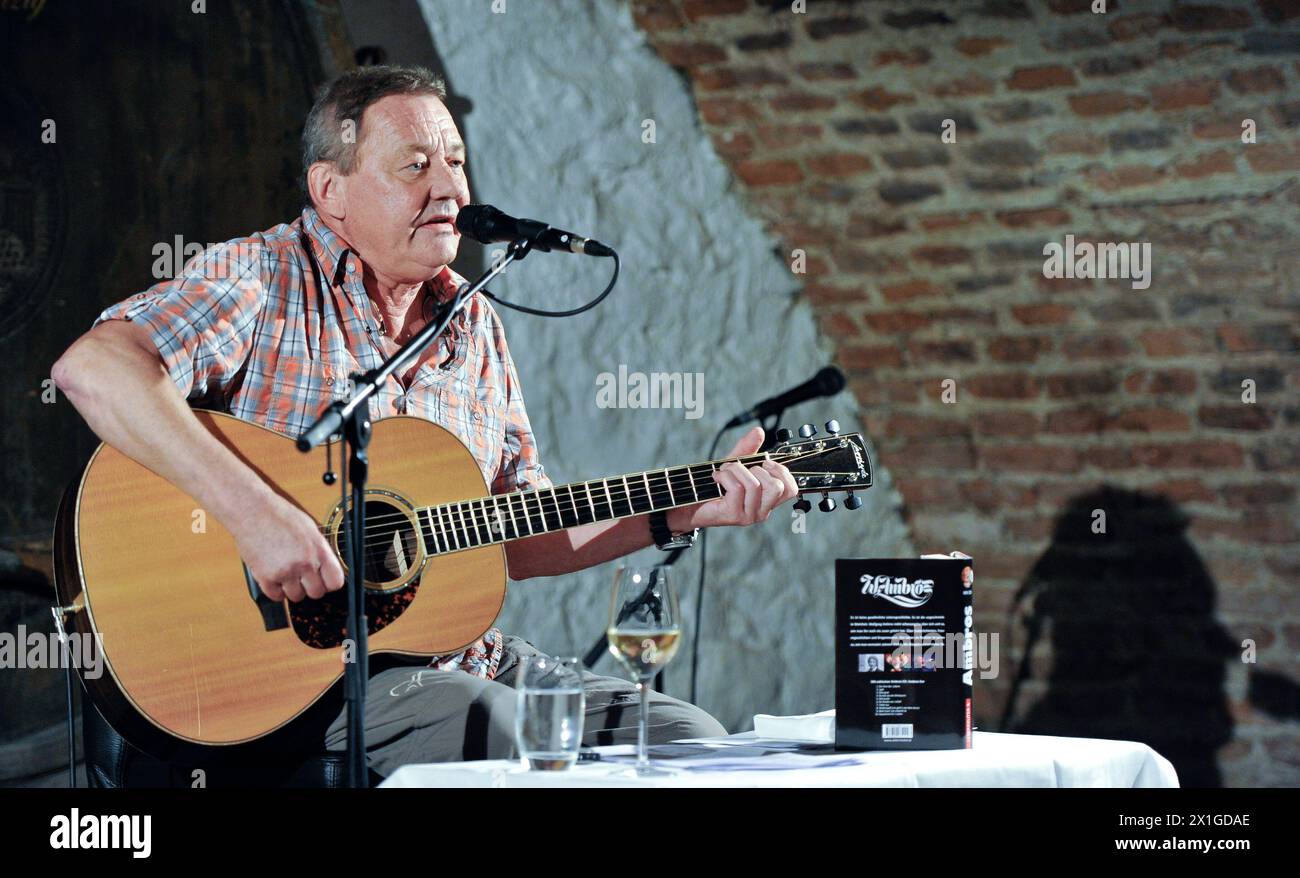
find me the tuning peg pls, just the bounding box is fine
[775,428,792,443]
[793,497,812,514]
[818,494,837,512]
[798,423,816,438]
[825,419,841,435]
[844,491,862,510]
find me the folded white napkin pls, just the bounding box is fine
[752,709,836,743]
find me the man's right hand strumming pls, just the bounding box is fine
[231,495,346,603]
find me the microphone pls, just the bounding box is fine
[725,366,846,429]
[455,204,614,257]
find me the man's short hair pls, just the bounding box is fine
[302,65,448,199]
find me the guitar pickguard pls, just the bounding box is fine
[287,578,422,648]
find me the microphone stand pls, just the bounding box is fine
[297,237,537,788]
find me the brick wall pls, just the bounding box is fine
[632,0,1300,786]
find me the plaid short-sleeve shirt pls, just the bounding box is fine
[93,206,551,679]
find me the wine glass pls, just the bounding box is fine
[607,564,681,777]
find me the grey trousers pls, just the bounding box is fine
[323,634,727,777]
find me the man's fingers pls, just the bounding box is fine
[713,463,754,519]
[749,465,785,520]
[321,557,345,591]
[726,461,763,521]
[709,457,801,525]
[723,425,764,459]
[298,565,327,600]
[280,579,306,603]
[763,459,799,503]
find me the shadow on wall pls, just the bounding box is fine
[998,486,1237,788]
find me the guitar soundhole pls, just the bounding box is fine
[329,493,424,591]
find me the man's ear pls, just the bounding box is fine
[307,162,346,220]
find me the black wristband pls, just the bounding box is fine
[649,510,698,551]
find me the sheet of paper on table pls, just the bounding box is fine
[598,740,871,771]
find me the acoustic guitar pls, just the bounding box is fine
[53,411,871,757]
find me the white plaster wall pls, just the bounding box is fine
[418,0,913,731]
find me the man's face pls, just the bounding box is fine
[332,93,470,283]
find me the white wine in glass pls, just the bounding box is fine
[607,564,681,777]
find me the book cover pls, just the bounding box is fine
[835,558,974,751]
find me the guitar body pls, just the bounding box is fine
[53,411,506,758]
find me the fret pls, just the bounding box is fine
[525,490,547,534]
[641,471,657,512]
[556,485,578,529]
[573,483,595,526]
[669,466,697,507]
[663,467,677,506]
[454,502,475,548]
[699,464,724,501]
[646,469,670,512]
[541,488,564,532]
[461,501,475,546]
[512,492,528,535]
[687,466,700,502]
[456,502,472,548]
[472,499,492,545]
[609,477,633,518]
[440,504,459,551]
[625,473,652,515]
[509,494,525,543]
[584,481,598,521]
[422,507,441,555]
[465,501,483,547]
[561,484,585,527]
[490,496,512,542]
[598,479,615,521]
[506,494,527,535]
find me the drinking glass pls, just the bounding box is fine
[514,655,585,770]
[607,564,682,776]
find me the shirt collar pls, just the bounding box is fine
[301,205,469,301]
[302,206,352,288]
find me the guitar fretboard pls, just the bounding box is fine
[416,454,769,554]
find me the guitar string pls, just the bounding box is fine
[320,447,856,554]
[314,445,847,536]
[350,455,864,555]
[328,447,831,545]
[316,451,786,537]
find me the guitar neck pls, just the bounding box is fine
[414,453,771,554]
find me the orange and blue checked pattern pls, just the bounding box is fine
[94,207,553,679]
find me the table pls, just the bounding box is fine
[379,730,1180,788]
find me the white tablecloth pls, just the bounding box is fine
[379,730,1179,789]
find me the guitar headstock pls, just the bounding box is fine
[769,420,872,512]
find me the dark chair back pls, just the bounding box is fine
[82,701,378,788]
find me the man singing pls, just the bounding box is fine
[52,66,799,776]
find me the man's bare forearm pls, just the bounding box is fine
[52,320,276,530]
[503,506,697,580]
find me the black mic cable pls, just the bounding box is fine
[454,204,620,318]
